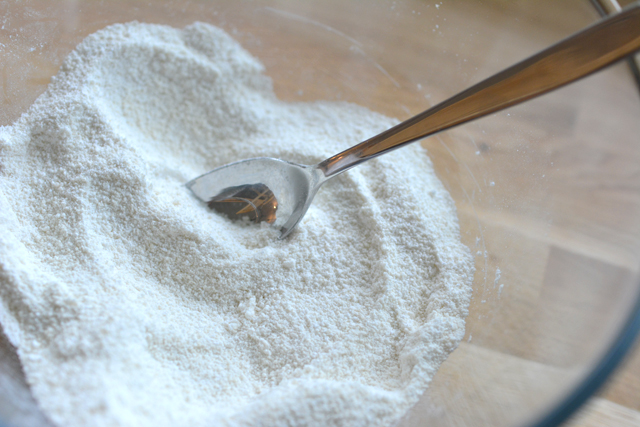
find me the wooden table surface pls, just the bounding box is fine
[1,1,639,426]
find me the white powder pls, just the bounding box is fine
[0,22,474,427]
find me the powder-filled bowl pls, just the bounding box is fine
[1,1,639,427]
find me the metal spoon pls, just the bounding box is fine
[187,3,640,239]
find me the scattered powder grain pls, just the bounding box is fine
[0,22,474,427]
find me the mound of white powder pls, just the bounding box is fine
[0,22,474,427]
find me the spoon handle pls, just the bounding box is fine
[317,3,640,178]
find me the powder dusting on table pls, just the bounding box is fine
[0,22,474,427]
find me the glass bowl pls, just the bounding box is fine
[1,0,639,426]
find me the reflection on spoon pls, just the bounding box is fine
[207,183,278,224]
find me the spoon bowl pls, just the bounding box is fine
[186,158,325,238]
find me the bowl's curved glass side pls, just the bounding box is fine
[530,294,640,427]
[529,2,640,425]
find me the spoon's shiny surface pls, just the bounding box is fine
[187,3,640,239]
